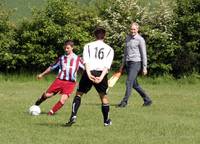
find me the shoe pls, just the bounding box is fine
[47,110,54,115]
[104,119,112,126]
[143,100,152,106]
[65,116,77,126]
[116,101,127,108]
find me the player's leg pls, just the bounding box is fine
[94,73,111,126]
[66,91,84,124]
[99,94,112,126]
[35,79,59,106]
[48,80,76,115]
[66,71,92,126]
[35,92,53,106]
[71,92,84,117]
[48,94,69,115]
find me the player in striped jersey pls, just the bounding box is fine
[66,27,114,126]
[33,40,84,115]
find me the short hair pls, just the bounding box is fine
[131,22,139,29]
[94,27,106,39]
[64,40,74,47]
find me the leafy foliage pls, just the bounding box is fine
[141,0,177,75]
[96,0,177,75]
[95,0,145,69]
[0,0,199,76]
[0,3,18,71]
[14,0,97,71]
[172,0,200,77]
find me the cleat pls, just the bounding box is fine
[47,110,54,116]
[65,116,77,126]
[104,119,112,126]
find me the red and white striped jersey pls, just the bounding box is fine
[50,53,84,81]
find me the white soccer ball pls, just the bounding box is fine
[29,105,41,116]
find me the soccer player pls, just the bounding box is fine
[34,40,84,115]
[66,27,114,126]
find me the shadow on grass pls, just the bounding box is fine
[82,102,118,107]
[35,122,79,128]
[24,111,48,115]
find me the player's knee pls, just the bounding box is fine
[101,96,109,104]
[60,99,66,104]
[60,95,69,104]
[76,92,84,97]
[44,92,53,97]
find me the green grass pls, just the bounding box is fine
[0,74,200,144]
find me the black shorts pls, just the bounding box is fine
[77,71,108,95]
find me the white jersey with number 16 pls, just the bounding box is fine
[83,40,114,71]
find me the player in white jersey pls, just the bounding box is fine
[66,27,114,126]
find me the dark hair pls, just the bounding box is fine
[94,27,106,39]
[64,40,74,47]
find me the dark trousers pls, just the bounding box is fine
[122,61,151,103]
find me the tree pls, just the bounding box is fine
[0,3,18,72]
[16,0,97,71]
[173,0,200,77]
[96,0,177,75]
[96,0,145,70]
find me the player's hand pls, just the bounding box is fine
[37,74,43,80]
[94,77,103,84]
[88,74,96,82]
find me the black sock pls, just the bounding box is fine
[71,96,81,117]
[101,104,110,123]
[35,93,47,106]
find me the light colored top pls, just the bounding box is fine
[83,40,114,71]
[123,34,147,70]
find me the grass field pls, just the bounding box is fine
[0,74,200,144]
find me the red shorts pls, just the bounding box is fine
[46,78,76,96]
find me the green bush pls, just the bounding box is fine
[96,0,177,75]
[0,3,18,71]
[15,0,97,71]
[0,0,199,77]
[172,0,200,77]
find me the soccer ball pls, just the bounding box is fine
[29,105,41,116]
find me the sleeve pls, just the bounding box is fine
[105,48,114,69]
[83,44,90,64]
[50,57,61,71]
[78,57,85,70]
[139,37,147,69]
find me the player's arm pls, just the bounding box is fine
[78,57,85,70]
[37,67,51,79]
[94,67,108,84]
[37,57,60,79]
[95,48,114,84]
[85,64,95,81]
[83,45,96,81]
